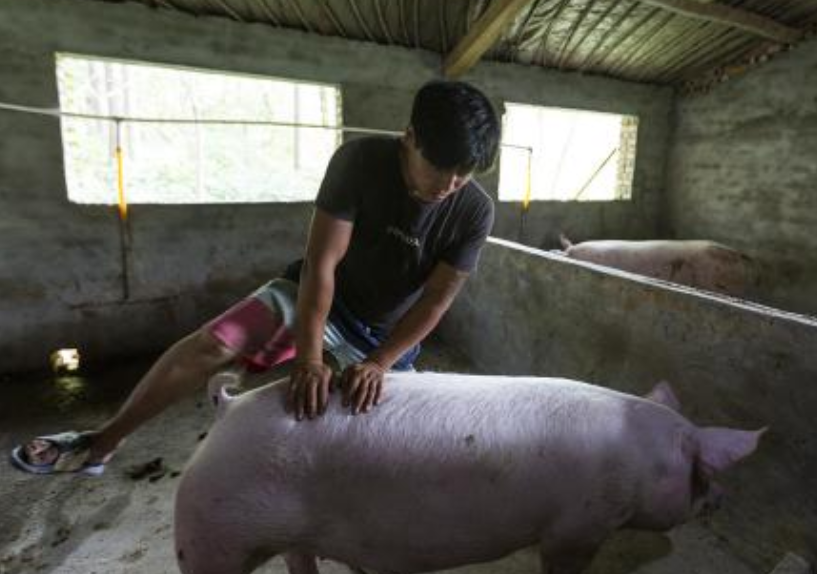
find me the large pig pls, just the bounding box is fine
[559,235,756,297]
[175,373,763,574]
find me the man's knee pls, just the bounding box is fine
[176,328,237,370]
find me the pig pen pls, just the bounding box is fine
[1,238,814,574]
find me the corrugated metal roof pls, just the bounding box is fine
[76,0,817,91]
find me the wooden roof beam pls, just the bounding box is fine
[637,0,802,44]
[443,0,533,78]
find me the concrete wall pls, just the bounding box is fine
[0,0,673,373]
[439,238,817,571]
[666,37,817,317]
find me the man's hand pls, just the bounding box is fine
[287,360,333,420]
[341,360,386,415]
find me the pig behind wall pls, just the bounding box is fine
[559,235,758,298]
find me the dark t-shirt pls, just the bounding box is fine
[316,136,494,330]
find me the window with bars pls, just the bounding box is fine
[498,102,638,203]
[56,53,342,204]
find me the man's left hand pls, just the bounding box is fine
[341,360,386,415]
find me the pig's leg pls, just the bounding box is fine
[177,546,276,574]
[284,552,320,574]
[538,533,606,574]
[540,552,596,574]
[176,516,279,574]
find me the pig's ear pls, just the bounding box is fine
[698,427,767,475]
[645,381,681,412]
[558,233,573,249]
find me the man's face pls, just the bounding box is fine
[402,129,473,203]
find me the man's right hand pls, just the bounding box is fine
[286,360,333,421]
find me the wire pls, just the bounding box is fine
[1,99,533,156]
[0,100,402,136]
[2,99,535,202]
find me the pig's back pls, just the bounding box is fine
[225,373,643,456]
[209,372,685,491]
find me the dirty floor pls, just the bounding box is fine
[0,338,757,574]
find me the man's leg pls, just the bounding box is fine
[21,280,299,470]
[25,328,236,466]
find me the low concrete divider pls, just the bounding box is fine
[439,237,817,572]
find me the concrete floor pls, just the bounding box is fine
[0,339,758,574]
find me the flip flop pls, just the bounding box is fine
[9,431,105,476]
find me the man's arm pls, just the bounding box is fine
[288,208,353,420]
[342,261,469,414]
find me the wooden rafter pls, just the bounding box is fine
[637,0,802,44]
[443,0,532,78]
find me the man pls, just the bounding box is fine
[11,79,500,475]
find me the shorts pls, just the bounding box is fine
[205,278,419,372]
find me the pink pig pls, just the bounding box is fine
[174,373,763,574]
[559,235,756,297]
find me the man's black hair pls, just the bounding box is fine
[409,80,500,174]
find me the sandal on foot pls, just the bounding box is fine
[10,431,105,476]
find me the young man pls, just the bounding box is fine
[11,79,500,475]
